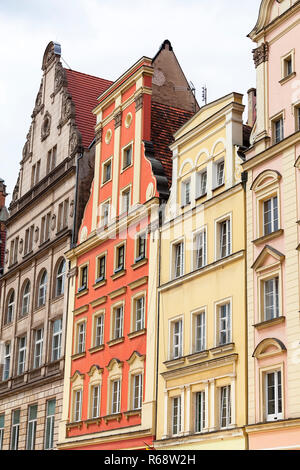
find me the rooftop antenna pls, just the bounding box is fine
[202,85,207,105]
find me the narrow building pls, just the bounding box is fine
[154,93,250,450]
[0,42,112,450]
[0,179,8,277]
[243,0,300,450]
[57,40,198,450]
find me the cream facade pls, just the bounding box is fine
[154,93,249,450]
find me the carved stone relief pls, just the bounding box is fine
[252,42,269,68]
[41,112,52,141]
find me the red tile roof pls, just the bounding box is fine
[151,101,194,186]
[65,69,113,148]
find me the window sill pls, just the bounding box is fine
[195,193,207,202]
[210,343,235,356]
[101,178,112,187]
[93,279,107,290]
[124,409,141,420]
[51,294,64,305]
[103,413,122,424]
[252,229,284,246]
[121,163,133,173]
[131,258,148,270]
[254,316,285,330]
[212,183,225,192]
[279,72,296,85]
[71,352,86,360]
[67,421,83,431]
[128,328,147,339]
[107,337,125,347]
[111,269,126,281]
[181,203,191,210]
[163,357,186,369]
[34,304,46,313]
[89,345,105,354]
[186,350,209,363]
[85,417,102,428]
[23,250,33,260]
[76,288,89,299]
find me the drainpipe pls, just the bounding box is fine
[154,201,164,442]
[71,148,84,248]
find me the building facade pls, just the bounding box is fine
[243,0,300,450]
[154,93,250,450]
[0,42,112,450]
[57,40,198,450]
[0,179,8,278]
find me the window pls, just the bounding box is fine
[115,244,125,273]
[121,188,131,214]
[24,226,34,255]
[273,117,284,144]
[263,196,279,236]
[10,237,19,266]
[181,179,191,206]
[197,170,207,198]
[96,255,106,283]
[194,311,206,353]
[2,343,11,381]
[47,146,57,173]
[100,201,110,227]
[264,277,279,321]
[17,336,27,375]
[26,405,37,450]
[38,271,47,307]
[132,374,143,410]
[57,199,69,232]
[91,385,100,418]
[220,386,231,429]
[31,161,40,187]
[218,219,231,259]
[103,159,112,183]
[21,281,31,316]
[40,213,51,244]
[78,265,88,292]
[195,391,205,433]
[74,390,82,422]
[56,259,66,297]
[283,55,293,77]
[6,290,15,324]
[296,107,300,131]
[216,160,225,187]
[0,414,4,450]
[171,319,183,359]
[10,409,20,450]
[136,233,146,262]
[94,315,104,347]
[33,328,43,369]
[172,396,181,436]
[218,302,231,346]
[76,322,86,354]
[134,296,145,332]
[44,399,55,450]
[113,306,123,340]
[51,318,62,362]
[173,242,184,279]
[265,370,283,421]
[194,230,206,270]
[111,379,121,414]
[123,145,132,169]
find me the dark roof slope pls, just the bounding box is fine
[151,101,194,186]
[65,69,113,148]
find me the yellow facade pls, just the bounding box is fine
[154,93,248,450]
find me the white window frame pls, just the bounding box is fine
[172,396,182,436]
[112,305,124,340]
[51,318,62,362]
[0,414,4,450]
[2,342,11,381]
[33,328,43,369]
[215,300,232,347]
[91,384,101,419]
[102,157,113,185]
[21,281,31,316]
[263,196,279,236]
[55,259,66,297]
[17,336,27,376]
[220,385,232,429]
[215,214,232,261]
[111,379,121,414]
[181,178,191,207]
[196,169,207,198]
[169,317,183,360]
[172,240,184,279]
[193,310,206,353]
[6,290,15,324]
[132,373,143,410]
[263,277,280,321]
[122,143,133,171]
[76,321,86,354]
[10,409,20,450]
[38,271,47,307]
[94,314,104,348]
[265,370,283,422]
[195,391,206,433]
[73,389,83,422]
[26,404,38,450]
[193,228,207,270]
[120,186,131,215]
[100,199,111,227]
[44,399,55,450]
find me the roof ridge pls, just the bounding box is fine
[64,68,113,84]
[151,100,194,115]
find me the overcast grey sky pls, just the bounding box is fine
[0,0,261,204]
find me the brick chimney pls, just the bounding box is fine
[247,88,257,127]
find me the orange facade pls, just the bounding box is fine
[61,41,197,450]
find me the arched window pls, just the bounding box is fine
[6,290,15,324]
[55,259,66,297]
[21,281,31,316]
[38,271,47,308]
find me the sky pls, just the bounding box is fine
[0,0,262,204]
